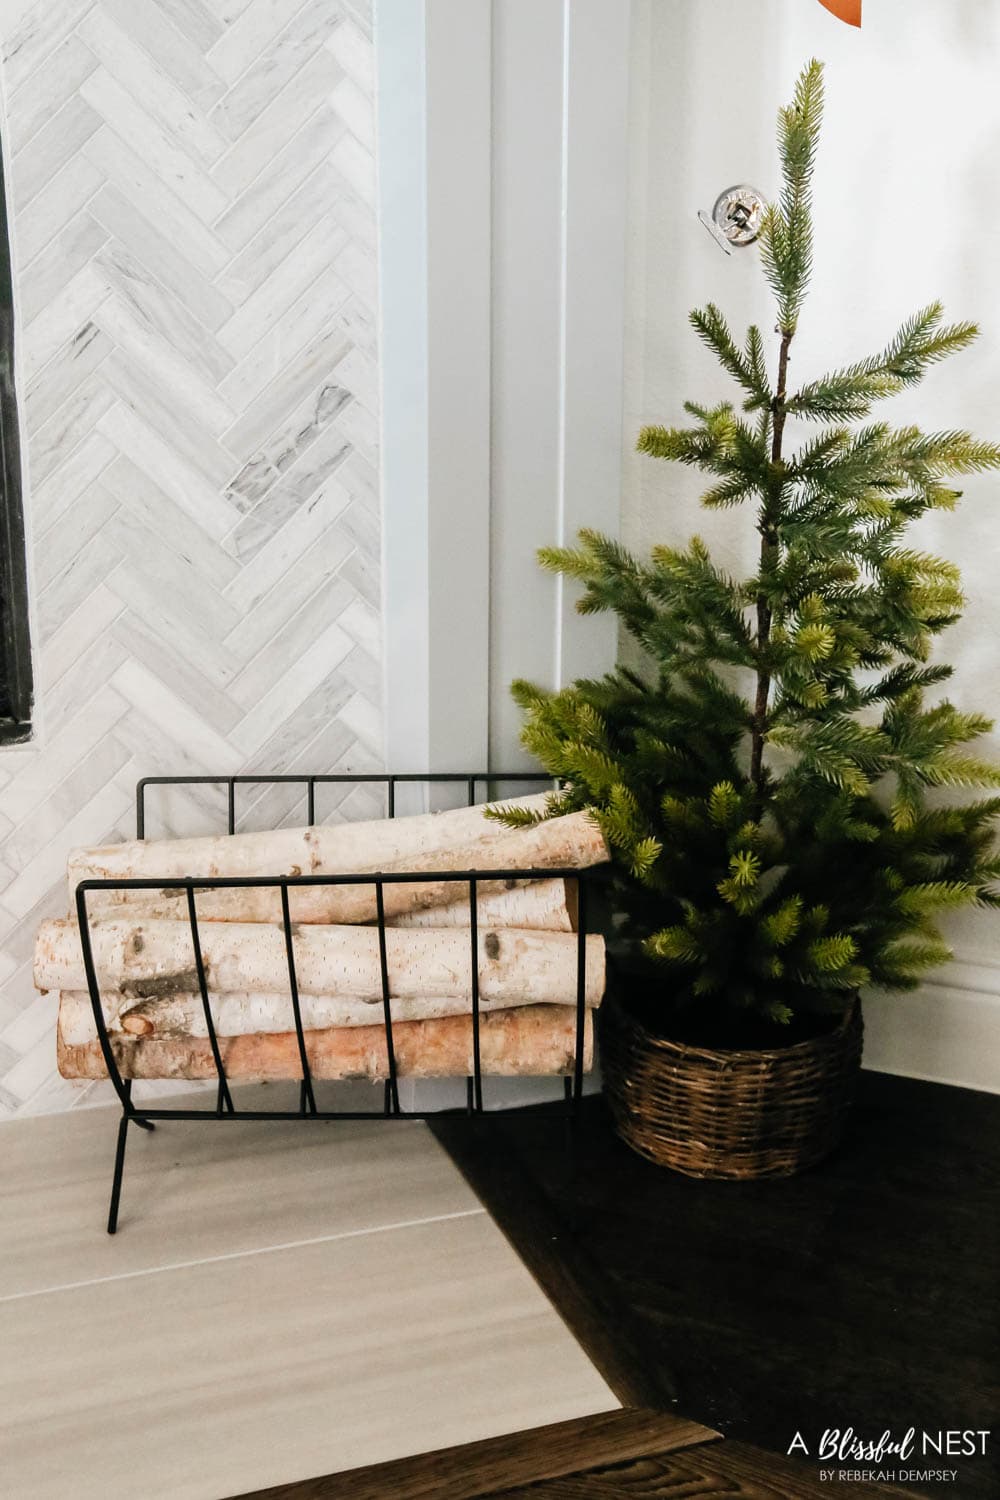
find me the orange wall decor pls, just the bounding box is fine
[817,0,862,24]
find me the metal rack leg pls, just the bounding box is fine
[107,1113,130,1235]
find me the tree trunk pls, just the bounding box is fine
[69,792,551,903]
[70,814,607,926]
[56,1002,593,1081]
[57,982,600,1043]
[35,917,605,1007]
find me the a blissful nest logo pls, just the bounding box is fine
[787,1428,991,1485]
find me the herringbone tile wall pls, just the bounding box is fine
[0,0,383,1119]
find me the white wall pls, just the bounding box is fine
[624,0,1000,1091]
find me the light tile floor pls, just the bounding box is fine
[0,1085,617,1500]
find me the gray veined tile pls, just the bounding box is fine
[87,183,235,334]
[39,589,126,698]
[0,683,127,827]
[12,92,101,213]
[24,323,114,436]
[216,213,348,361]
[96,0,228,111]
[21,258,107,383]
[339,537,380,609]
[222,318,353,460]
[225,414,354,560]
[111,657,244,771]
[82,126,231,280]
[28,373,118,489]
[105,569,243,695]
[1,0,90,95]
[231,613,353,757]
[212,102,342,253]
[334,232,379,308]
[228,545,354,665]
[77,8,228,169]
[0,736,133,874]
[11,155,104,272]
[223,472,353,614]
[331,128,377,211]
[80,67,230,224]
[328,392,377,467]
[210,0,336,142]
[0,780,132,922]
[7,32,98,156]
[94,237,235,386]
[19,211,108,328]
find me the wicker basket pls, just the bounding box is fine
[600,992,863,1179]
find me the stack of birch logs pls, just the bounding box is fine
[34,793,609,1085]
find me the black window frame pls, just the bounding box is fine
[0,153,32,745]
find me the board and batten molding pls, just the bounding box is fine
[377,0,631,778]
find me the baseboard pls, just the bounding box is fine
[862,976,1000,1095]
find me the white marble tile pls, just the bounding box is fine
[20,210,107,326]
[36,529,121,642]
[32,476,117,589]
[331,71,375,152]
[212,101,340,252]
[338,685,383,760]
[42,633,131,741]
[30,430,116,531]
[99,345,236,483]
[326,15,373,93]
[109,610,244,737]
[103,507,242,639]
[94,237,235,386]
[13,92,101,212]
[150,0,224,55]
[24,321,113,435]
[87,183,234,334]
[21,261,110,384]
[232,614,353,756]
[101,456,241,589]
[217,212,345,360]
[96,0,227,110]
[224,471,352,614]
[81,67,229,223]
[331,127,376,208]
[96,402,237,542]
[222,314,351,460]
[0,779,131,920]
[78,8,228,168]
[1,0,88,94]
[28,372,118,488]
[106,567,243,693]
[210,0,333,141]
[1,737,132,873]
[0,683,123,824]
[111,657,244,771]
[7,31,97,154]
[11,155,103,270]
[217,266,351,412]
[229,571,357,710]
[207,0,316,84]
[225,413,353,560]
[82,124,231,280]
[214,160,337,305]
[39,587,126,692]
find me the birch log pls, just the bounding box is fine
[57,983,600,1043]
[68,814,606,926]
[56,1002,593,1080]
[69,792,551,902]
[35,918,605,1007]
[104,875,577,932]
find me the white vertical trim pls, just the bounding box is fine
[425,1,493,771]
[375,0,431,775]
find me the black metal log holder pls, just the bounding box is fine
[76,773,592,1233]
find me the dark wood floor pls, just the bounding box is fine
[430,1070,1000,1500]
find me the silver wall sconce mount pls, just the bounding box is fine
[698,185,766,255]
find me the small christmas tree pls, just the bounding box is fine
[492,59,1000,1041]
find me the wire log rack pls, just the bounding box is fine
[76,773,595,1232]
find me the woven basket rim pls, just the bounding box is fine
[605,990,860,1068]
